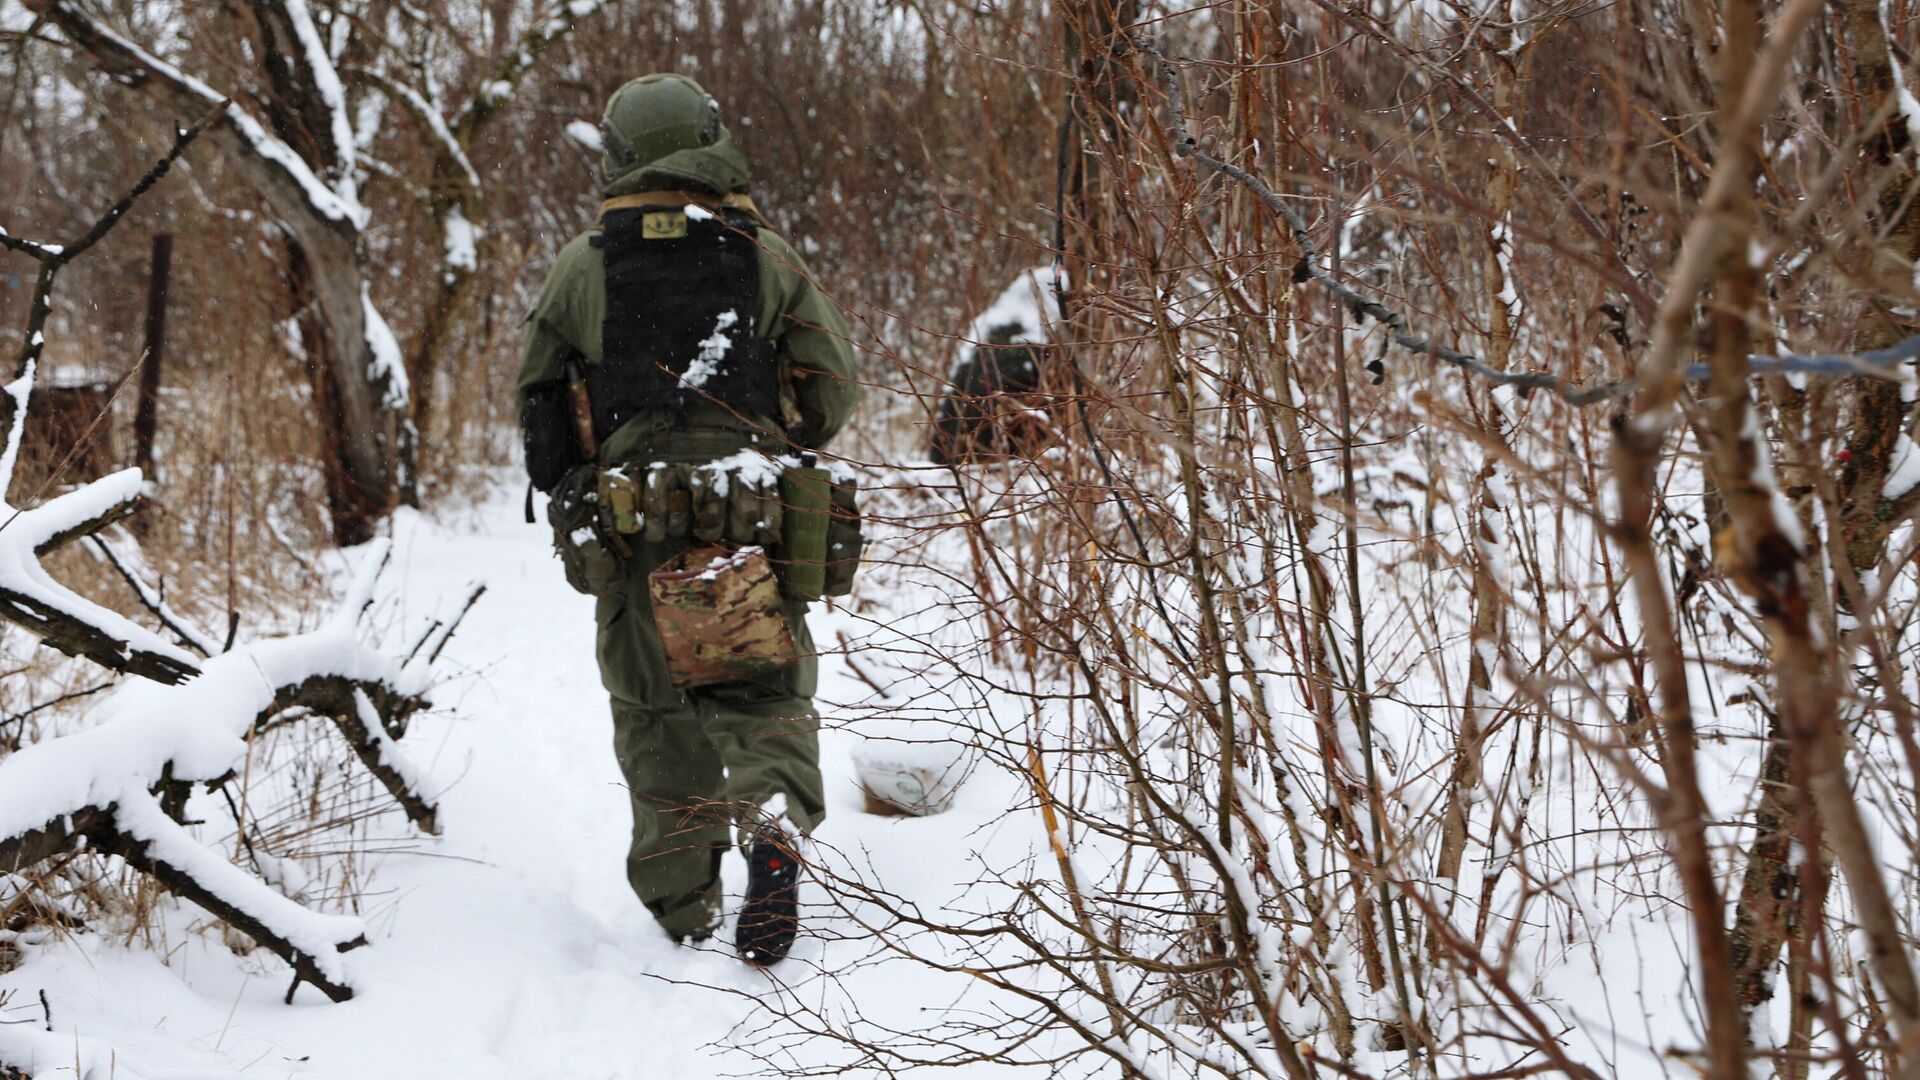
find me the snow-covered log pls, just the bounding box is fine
[0,539,445,1002]
[0,366,200,684]
[0,367,460,1006]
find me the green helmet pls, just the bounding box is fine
[600,74,725,181]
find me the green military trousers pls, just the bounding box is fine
[595,534,826,939]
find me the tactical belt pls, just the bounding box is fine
[600,190,767,227]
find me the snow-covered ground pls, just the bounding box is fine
[0,474,1040,1079]
[0,462,1824,1080]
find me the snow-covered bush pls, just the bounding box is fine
[754,7,1920,1078]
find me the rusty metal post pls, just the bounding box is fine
[133,233,171,477]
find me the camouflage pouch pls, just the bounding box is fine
[547,466,625,596]
[648,544,797,689]
[823,473,864,598]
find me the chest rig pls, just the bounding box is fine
[589,203,779,441]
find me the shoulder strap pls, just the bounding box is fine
[600,190,768,227]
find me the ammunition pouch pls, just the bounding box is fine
[649,544,797,689]
[555,451,864,604]
[824,473,863,598]
[603,455,786,549]
[546,465,624,597]
[777,465,832,600]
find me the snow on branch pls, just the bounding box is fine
[0,539,458,1004]
[450,0,608,140]
[373,0,609,240]
[371,71,481,196]
[362,282,410,409]
[29,1,368,229]
[87,527,225,658]
[0,375,458,1005]
[0,224,61,261]
[356,0,607,190]
[0,366,201,684]
[1141,37,1920,407]
[280,0,359,191]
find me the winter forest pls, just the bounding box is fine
[0,0,1918,1077]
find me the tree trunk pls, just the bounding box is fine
[33,0,404,546]
[285,237,396,546]
[397,2,610,502]
[1833,0,1920,578]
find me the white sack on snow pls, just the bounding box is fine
[852,731,974,817]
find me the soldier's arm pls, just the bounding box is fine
[517,235,600,488]
[517,318,577,399]
[517,233,600,400]
[756,230,860,449]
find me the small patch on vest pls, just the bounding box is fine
[642,211,687,240]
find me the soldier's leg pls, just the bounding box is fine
[595,547,730,938]
[700,601,827,836]
[609,704,727,937]
[701,689,826,834]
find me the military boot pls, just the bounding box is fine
[735,822,802,966]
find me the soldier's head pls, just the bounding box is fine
[600,74,727,182]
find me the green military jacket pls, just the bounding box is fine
[517,136,859,463]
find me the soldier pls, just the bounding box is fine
[516,73,860,966]
[929,321,1046,465]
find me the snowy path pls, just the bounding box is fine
[2,479,1039,1079]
